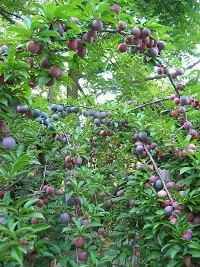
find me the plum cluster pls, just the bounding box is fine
[130,131,157,159]
[16,104,79,130]
[169,94,199,139]
[147,174,200,229]
[168,143,197,158]
[118,26,166,59]
[30,185,64,225]
[65,155,83,170]
[156,66,184,78]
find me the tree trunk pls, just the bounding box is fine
[67,69,80,99]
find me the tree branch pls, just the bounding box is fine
[167,74,180,97]
[132,75,167,84]
[186,59,200,70]
[133,97,169,110]
[0,9,15,24]
[144,145,174,205]
[2,10,21,19]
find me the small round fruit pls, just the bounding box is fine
[136,145,144,154]
[91,19,103,32]
[141,28,151,38]
[46,186,55,196]
[2,137,16,150]
[112,4,121,14]
[60,213,70,223]
[131,27,141,38]
[164,206,173,216]
[52,114,59,121]
[118,43,127,52]
[51,104,57,111]
[67,39,78,51]
[40,57,49,68]
[94,118,101,126]
[57,105,64,112]
[40,112,48,119]
[77,48,88,57]
[148,47,158,57]
[26,41,40,54]
[180,96,189,105]
[33,109,41,117]
[183,121,192,130]
[49,66,61,78]
[177,82,185,90]
[78,251,88,262]
[31,217,39,224]
[117,21,126,31]
[154,180,163,190]
[75,237,85,248]
[176,68,184,76]
[116,189,124,197]
[139,131,147,141]
[157,190,167,197]
[157,41,166,51]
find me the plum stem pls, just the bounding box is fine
[167,74,180,97]
[144,145,174,205]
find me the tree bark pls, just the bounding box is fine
[67,69,80,99]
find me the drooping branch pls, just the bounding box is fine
[0,9,15,24]
[144,145,174,205]
[132,75,167,84]
[2,10,21,19]
[186,59,200,70]
[133,97,169,110]
[167,74,180,97]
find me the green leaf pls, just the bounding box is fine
[38,30,59,38]
[10,154,29,175]
[24,198,39,208]
[148,250,161,260]
[25,212,45,219]
[11,246,23,265]
[7,25,31,38]
[31,223,50,233]
[38,75,51,86]
[180,167,193,175]
[0,225,17,240]
[3,191,11,206]
[85,222,102,229]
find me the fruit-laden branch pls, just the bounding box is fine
[2,9,21,19]
[167,74,180,97]
[133,97,169,110]
[0,9,15,24]
[144,145,174,205]
[100,29,126,36]
[132,75,167,84]
[187,58,200,70]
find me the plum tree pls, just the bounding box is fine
[0,1,199,266]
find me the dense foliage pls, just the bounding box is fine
[0,1,199,266]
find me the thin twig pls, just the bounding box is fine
[144,145,174,205]
[5,176,23,190]
[186,59,200,70]
[40,165,47,190]
[0,10,15,24]
[132,75,167,84]
[133,97,169,110]
[167,74,180,97]
[2,10,21,19]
